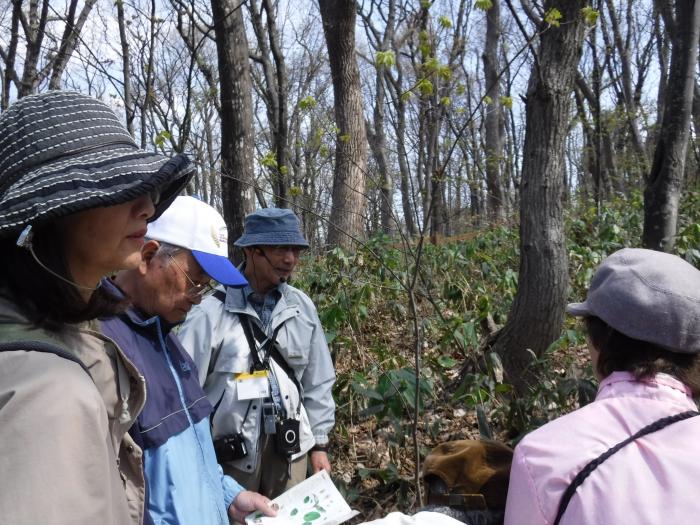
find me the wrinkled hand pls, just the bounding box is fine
[310,450,331,473]
[228,490,278,524]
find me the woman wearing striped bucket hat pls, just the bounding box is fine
[0,91,194,525]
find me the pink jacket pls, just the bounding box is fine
[505,372,700,525]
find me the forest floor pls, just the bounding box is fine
[295,191,700,522]
[330,341,591,522]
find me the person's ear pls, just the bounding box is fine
[139,240,160,274]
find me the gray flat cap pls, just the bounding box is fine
[567,248,700,353]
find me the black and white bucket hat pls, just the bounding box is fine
[0,90,194,238]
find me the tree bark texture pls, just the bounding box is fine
[211,0,255,263]
[2,2,21,109]
[362,0,396,237]
[366,70,393,235]
[482,0,505,220]
[387,22,416,237]
[493,0,586,393]
[18,0,49,96]
[643,0,700,251]
[396,92,416,236]
[319,0,368,251]
[249,0,289,206]
[603,0,649,177]
[116,0,134,136]
[47,0,97,90]
[139,0,157,149]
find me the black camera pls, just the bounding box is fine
[275,418,301,456]
[213,433,248,463]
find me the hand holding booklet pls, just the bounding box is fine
[245,470,360,525]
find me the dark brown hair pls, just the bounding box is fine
[0,223,126,330]
[585,316,700,395]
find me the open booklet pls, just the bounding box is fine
[245,469,360,525]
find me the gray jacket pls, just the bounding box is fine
[178,282,335,474]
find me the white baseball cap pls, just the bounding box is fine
[146,196,247,287]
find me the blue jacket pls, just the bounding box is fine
[101,297,243,525]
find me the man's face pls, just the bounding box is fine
[245,245,302,293]
[143,249,211,324]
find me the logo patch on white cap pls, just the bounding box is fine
[218,227,228,245]
[211,225,220,248]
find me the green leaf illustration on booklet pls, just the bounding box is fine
[246,470,358,525]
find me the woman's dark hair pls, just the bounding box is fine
[0,223,126,330]
[585,316,700,395]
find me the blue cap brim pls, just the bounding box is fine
[192,250,248,287]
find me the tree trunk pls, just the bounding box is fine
[492,0,586,393]
[263,0,289,207]
[603,0,649,178]
[693,82,700,143]
[319,0,367,251]
[386,23,416,237]
[116,0,134,136]
[18,0,50,96]
[366,70,393,235]
[48,0,97,89]
[249,0,289,206]
[654,4,671,130]
[139,0,157,149]
[482,0,504,221]
[2,3,21,109]
[396,93,416,236]
[211,0,255,263]
[643,0,700,251]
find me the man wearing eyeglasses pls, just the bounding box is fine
[178,208,336,498]
[100,196,278,525]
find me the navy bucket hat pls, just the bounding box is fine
[0,90,193,238]
[234,208,309,248]
[567,248,700,354]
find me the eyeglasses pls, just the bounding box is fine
[168,254,214,299]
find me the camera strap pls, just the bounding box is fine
[211,290,302,419]
[240,315,281,371]
[212,288,281,372]
[210,388,254,434]
[240,316,302,418]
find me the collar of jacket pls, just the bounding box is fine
[103,278,179,335]
[122,306,178,338]
[222,283,300,329]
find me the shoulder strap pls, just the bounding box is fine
[213,289,227,303]
[553,409,700,525]
[246,318,302,393]
[268,342,303,395]
[0,340,91,376]
[212,286,303,396]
